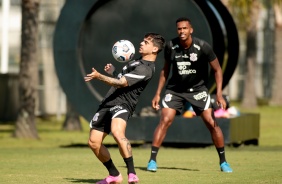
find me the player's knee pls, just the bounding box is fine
[160,116,173,127]
[88,138,100,150]
[111,131,125,141]
[205,119,219,130]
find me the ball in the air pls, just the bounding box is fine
[112,40,135,63]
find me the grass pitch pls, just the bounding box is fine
[0,105,282,184]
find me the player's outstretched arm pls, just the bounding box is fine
[84,67,128,88]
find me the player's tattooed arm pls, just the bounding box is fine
[84,67,128,88]
[97,74,128,88]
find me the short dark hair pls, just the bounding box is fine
[144,32,166,53]
[176,17,192,25]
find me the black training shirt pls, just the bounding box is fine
[100,59,155,114]
[165,37,217,92]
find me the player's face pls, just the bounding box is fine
[176,21,193,41]
[139,37,157,54]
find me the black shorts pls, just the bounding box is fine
[161,86,212,116]
[89,105,130,134]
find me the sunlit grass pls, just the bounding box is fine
[0,105,282,183]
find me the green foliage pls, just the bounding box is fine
[227,0,255,28]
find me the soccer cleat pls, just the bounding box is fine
[220,162,233,173]
[147,160,157,172]
[128,173,139,184]
[96,174,123,184]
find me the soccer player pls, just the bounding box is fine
[84,33,165,184]
[146,17,233,173]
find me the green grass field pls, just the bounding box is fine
[1,105,282,183]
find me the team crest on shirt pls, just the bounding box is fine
[190,53,198,62]
[165,93,173,102]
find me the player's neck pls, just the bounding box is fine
[142,54,157,62]
[180,36,192,49]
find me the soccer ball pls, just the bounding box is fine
[112,40,135,63]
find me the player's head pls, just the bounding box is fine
[176,17,192,27]
[144,33,165,54]
[175,17,193,40]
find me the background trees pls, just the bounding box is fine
[224,0,282,108]
[13,0,40,139]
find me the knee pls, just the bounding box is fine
[111,130,125,142]
[88,138,100,150]
[160,115,173,128]
[205,118,220,131]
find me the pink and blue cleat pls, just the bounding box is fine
[220,162,233,173]
[128,173,139,184]
[147,160,158,172]
[96,174,123,184]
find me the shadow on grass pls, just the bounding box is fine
[135,166,199,172]
[60,143,143,148]
[64,178,101,183]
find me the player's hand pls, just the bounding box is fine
[216,95,226,110]
[104,63,115,75]
[152,95,160,110]
[84,67,100,82]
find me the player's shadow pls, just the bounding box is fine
[133,166,199,172]
[64,166,199,183]
[64,178,103,183]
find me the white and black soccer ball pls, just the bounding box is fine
[112,40,135,63]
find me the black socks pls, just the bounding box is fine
[124,156,136,174]
[103,159,119,176]
[149,146,159,162]
[216,147,226,164]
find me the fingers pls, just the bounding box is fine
[155,104,160,110]
[217,100,226,110]
[152,101,160,110]
[84,68,96,82]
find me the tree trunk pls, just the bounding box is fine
[13,0,40,139]
[242,37,257,108]
[62,101,82,131]
[241,1,260,108]
[270,4,282,105]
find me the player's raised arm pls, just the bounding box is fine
[84,67,128,88]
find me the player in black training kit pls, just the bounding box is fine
[84,33,165,184]
[146,17,233,173]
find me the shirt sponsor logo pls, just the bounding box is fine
[193,91,208,101]
[110,105,123,112]
[175,55,181,58]
[177,61,195,75]
[177,62,191,70]
[179,69,196,75]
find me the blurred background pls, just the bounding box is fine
[0,0,282,139]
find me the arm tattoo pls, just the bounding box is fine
[97,73,125,88]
